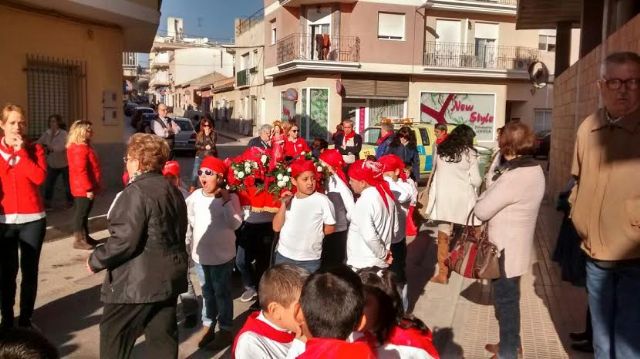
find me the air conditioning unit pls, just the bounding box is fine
[513,59,527,70]
[249,66,258,73]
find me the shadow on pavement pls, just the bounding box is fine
[33,284,103,357]
[406,226,437,313]
[459,280,493,306]
[432,327,464,358]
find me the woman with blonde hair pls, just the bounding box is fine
[67,120,101,250]
[0,104,47,329]
[88,133,188,358]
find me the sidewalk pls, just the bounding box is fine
[408,199,592,358]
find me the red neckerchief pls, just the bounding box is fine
[0,137,15,155]
[298,338,376,359]
[231,311,295,359]
[343,130,356,142]
[387,325,440,359]
[376,132,393,145]
[435,134,448,145]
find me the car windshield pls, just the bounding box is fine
[362,128,381,145]
[137,108,154,114]
[174,120,193,131]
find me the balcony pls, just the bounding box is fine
[236,69,250,88]
[274,33,360,75]
[423,42,539,72]
[151,53,170,68]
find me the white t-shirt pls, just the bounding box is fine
[186,190,243,265]
[325,174,355,232]
[284,338,306,359]
[235,312,293,359]
[346,186,398,269]
[278,192,336,261]
[348,332,435,359]
[385,176,412,243]
[406,177,418,206]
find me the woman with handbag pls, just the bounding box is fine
[427,124,482,284]
[474,122,545,359]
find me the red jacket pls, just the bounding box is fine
[0,139,46,223]
[297,338,375,359]
[67,143,102,197]
[284,138,310,159]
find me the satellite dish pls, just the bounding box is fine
[528,61,549,89]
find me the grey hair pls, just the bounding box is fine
[342,118,354,125]
[600,51,640,77]
[259,124,273,133]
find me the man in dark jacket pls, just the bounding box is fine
[247,124,272,149]
[333,119,362,164]
[89,134,188,359]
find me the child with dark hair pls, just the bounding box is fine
[0,328,59,359]
[293,265,375,358]
[232,264,310,359]
[356,267,439,359]
[310,137,329,158]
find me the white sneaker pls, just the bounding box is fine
[240,288,257,303]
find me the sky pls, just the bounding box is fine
[158,0,264,42]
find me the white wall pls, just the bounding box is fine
[172,47,234,85]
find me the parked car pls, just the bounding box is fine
[170,117,197,156]
[130,107,155,130]
[358,122,493,180]
[534,130,551,158]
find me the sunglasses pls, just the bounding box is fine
[201,124,211,128]
[197,169,215,176]
[291,129,299,133]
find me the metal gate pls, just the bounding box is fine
[24,55,87,138]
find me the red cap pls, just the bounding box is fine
[162,160,181,177]
[319,149,344,169]
[377,154,407,180]
[348,159,393,209]
[200,156,227,176]
[289,159,316,178]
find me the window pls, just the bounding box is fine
[538,35,556,52]
[241,53,250,71]
[271,21,277,45]
[534,109,552,133]
[378,13,405,40]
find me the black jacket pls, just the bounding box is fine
[89,172,188,304]
[387,144,421,181]
[247,136,271,149]
[333,132,363,159]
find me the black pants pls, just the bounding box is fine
[390,238,407,284]
[236,222,275,290]
[0,218,46,325]
[321,230,348,269]
[100,299,178,359]
[43,166,72,204]
[73,197,94,233]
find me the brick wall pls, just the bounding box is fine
[549,14,640,197]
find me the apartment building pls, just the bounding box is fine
[149,17,234,114]
[262,0,567,146]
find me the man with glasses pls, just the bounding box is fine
[247,124,273,149]
[333,119,362,165]
[153,103,181,159]
[570,51,640,359]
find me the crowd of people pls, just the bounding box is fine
[1,51,639,359]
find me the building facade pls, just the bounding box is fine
[0,0,161,188]
[261,0,559,146]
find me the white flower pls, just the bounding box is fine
[261,155,268,164]
[287,168,292,172]
[301,151,306,156]
[317,166,323,172]
[225,185,230,190]
[237,171,245,179]
[282,175,290,182]
[233,169,238,175]
[277,173,283,180]
[252,162,258,169]
[277,181,286,188]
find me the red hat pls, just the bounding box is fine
[200,156,227,176]
[377,154,407,181]
[348,159,393,209]
[289,159,316,178]
[162,160,181,177]
[319,149,348,185]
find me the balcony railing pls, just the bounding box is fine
[276,33,360,65]
[236,69,250,87]
[423,42,539,71]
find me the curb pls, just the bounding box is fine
[44,215,109,243]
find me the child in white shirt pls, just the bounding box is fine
[273,159,336,273]
[186,156,243,349]
[318,149,355,267]
[232,264,310,359]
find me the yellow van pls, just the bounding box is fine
[359,120,492,179]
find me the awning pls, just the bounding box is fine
[516,0,581,29]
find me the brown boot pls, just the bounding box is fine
[72,231,94,250]
[430,231,450,284]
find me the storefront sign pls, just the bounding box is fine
[420,92,496,141]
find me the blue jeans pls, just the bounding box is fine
[195,260,234,331]
[191,156,203,187]
[274,251,320,273]
[492,274,521,359]
[586,258,640,359]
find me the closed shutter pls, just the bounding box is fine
[343,79,376,97]
[376,79,408,98]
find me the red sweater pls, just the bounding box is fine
[0,139,46,223]
[298,338,375,359]
[67,143,102,197]
[284,138,310,159]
